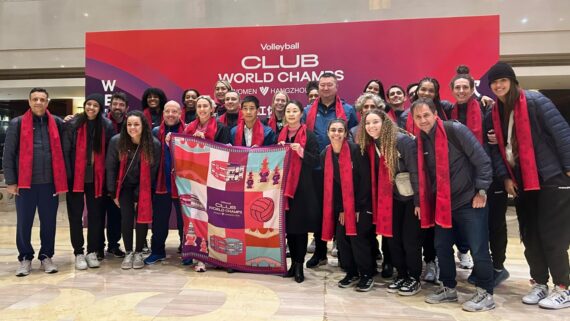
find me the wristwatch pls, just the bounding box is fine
[478,189,487,197]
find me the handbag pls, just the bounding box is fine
[375,144,413,197]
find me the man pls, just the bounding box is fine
[230,95,276,147]
[3,88,67,276]
[411,98,494,312]
[145,101,186,264]
[218,90,242,129]
[301,72,358,269]
[386,85,408,128]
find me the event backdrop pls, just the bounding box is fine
[172,135,290,274]
[85,15,499,116]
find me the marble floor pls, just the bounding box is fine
[0,204,568,321]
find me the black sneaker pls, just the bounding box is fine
[387,277,406,293]
[107,247,126,258]
[398,277,421,296]
[338,274,359,288]
[356,275,374,292]
[306,254,327,269]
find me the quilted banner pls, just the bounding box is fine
[171,134,290,274]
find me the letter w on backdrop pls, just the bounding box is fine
[171,134,290,274]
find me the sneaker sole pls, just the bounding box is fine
[144,258,165,265]
[75,266,88,270]
[522,299,541,305]
[386,288,400,294]
[425,297,458,304]
[462,303,495,312]
[399,288,421,296]
[338,280,359,288]
[16,272,30,277]
[538,302,570,310]
[133,265,144,269]
[356,286,374,292]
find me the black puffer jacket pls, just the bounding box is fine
[3,113,64,185]
[419,120,492,211]
[488,90,570,183]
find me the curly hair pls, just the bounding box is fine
[118,110,156,165]
[354,92,386,114]
[358,109,401,182]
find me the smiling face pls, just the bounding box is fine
[184,90,198,110]
[126,115,143,140]
[361,98,378,115]
[452,78,474,104]
[417,81,436,100]
[327,121,347,144]
[84,100,101,120]
[365,81,380,95]
[284,103,302,127]
[308,89,319,104]
[387,87,406,106]
[163,102,181,126]
[147,93,160,109]
[364,113,383,140]
[272,93,288,114]
[196,98,213,123]
[412,103,437,134]
[490,78,512,102]
[224,92,240,113]
[110,98,127,119]
[29,91,49,117]
[215,81,229,101]
[318,76,338,101]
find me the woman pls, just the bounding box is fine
[213,80,233,115]
[487,62,570,310]
[350,93,384,140]
[182,95,230,272]
[63,94,115,270]
[106,110,161,270]
[267,91,289,136]
[181,88,200,124]
[141,87,167,128]
[306,81,319,105]
[363,79,386,101]
[358,109,422,296]
[277,100,320,283]
[321,119,374,292]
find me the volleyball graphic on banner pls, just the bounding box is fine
[250,197,275,223]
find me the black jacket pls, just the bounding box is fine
[3,113,64,185]
[62,117,115,188]
[320,142,371,213]
[487,90,570,184]
[105,134,161,197]
[420,121,492,211]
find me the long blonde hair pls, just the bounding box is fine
[358,109,401,181]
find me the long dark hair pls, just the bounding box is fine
[141,87,167,112]
[74,105,103,153]
[118,110,155,164]
[363,79,386,101]
[417,77,442,109]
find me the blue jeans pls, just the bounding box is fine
[435,204,494,294]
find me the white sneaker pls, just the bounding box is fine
[307,238,316,253]
[423,260,439,283]
[75,254,88,270]
[85,253,101,268]
[328,258,339,267]
[121,252,134,270]
[462,287,495,312]
[522,282,549,305]
[40,257,58,273]
[16,260,32,277]
[194,261,206,272]
[538,286,570,310]
[457,251,474,269]
[331,241,338,257]
[133,252,144,269]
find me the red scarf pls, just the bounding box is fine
[306,96,347,131]
[386,108,397,122]
[415,117,452,228]
[491,90,540,191]
[219,111,242,126]
[451,97,483,144]
[116,151,152,223]
[278,124,307,208]
[73,122,106,198]
[185,117,218,141]
[405,112,415,133]
[144,108,162,127]
[18,110,68,194]
[107,113,121,133]
[268,113,279,132]
[322,141,357,241]
[234,119,265,147]
[367,144,394,237]
[156,121,184,197]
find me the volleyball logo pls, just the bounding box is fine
[250,197,275,222]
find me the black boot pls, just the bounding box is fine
[381,262,393,279]
[284,262,295,278]
[294,262,304,283]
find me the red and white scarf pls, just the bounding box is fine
[156,121,184,197]
[367,144,394,237]
[73,122,105,197]
[278,124,307,209]
[451,96,483,144]
[233,119,264,147]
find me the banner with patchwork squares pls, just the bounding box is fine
[171,134,290,274]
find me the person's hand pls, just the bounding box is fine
[6,184,18,196]
[481,95,495,108]
[566,171,570,177]
[414,206,421,220]
[339,211,345,226]
[356,211,360,222]
[165,132,172,145]
[504,178,518,198]
[487,129,497,145]
[193,131,205,139]
[63,114,75,123]
[278,141,286,146]
[290,143,300,151]
[251,144,259,148]
[472,194,487,208]
[113,198,120,208]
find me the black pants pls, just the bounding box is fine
[151,193,184,255]
[422,227,436,263]
[99,195,122,251]
[66,183,103,254]
[312,168,328,259]
[388,199,422,279]
[336,211,374,276]
[488,180,508,270]
[515,174,570,286]
[119,185,149,252]
[287,233,308,264]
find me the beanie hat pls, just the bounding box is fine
[84,93,105,109]
[487,62,518,86]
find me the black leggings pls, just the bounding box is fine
[66,183,103,254]
[287,233,308,264]
[119,185,148,253]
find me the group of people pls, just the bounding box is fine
[3,62,569,312]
